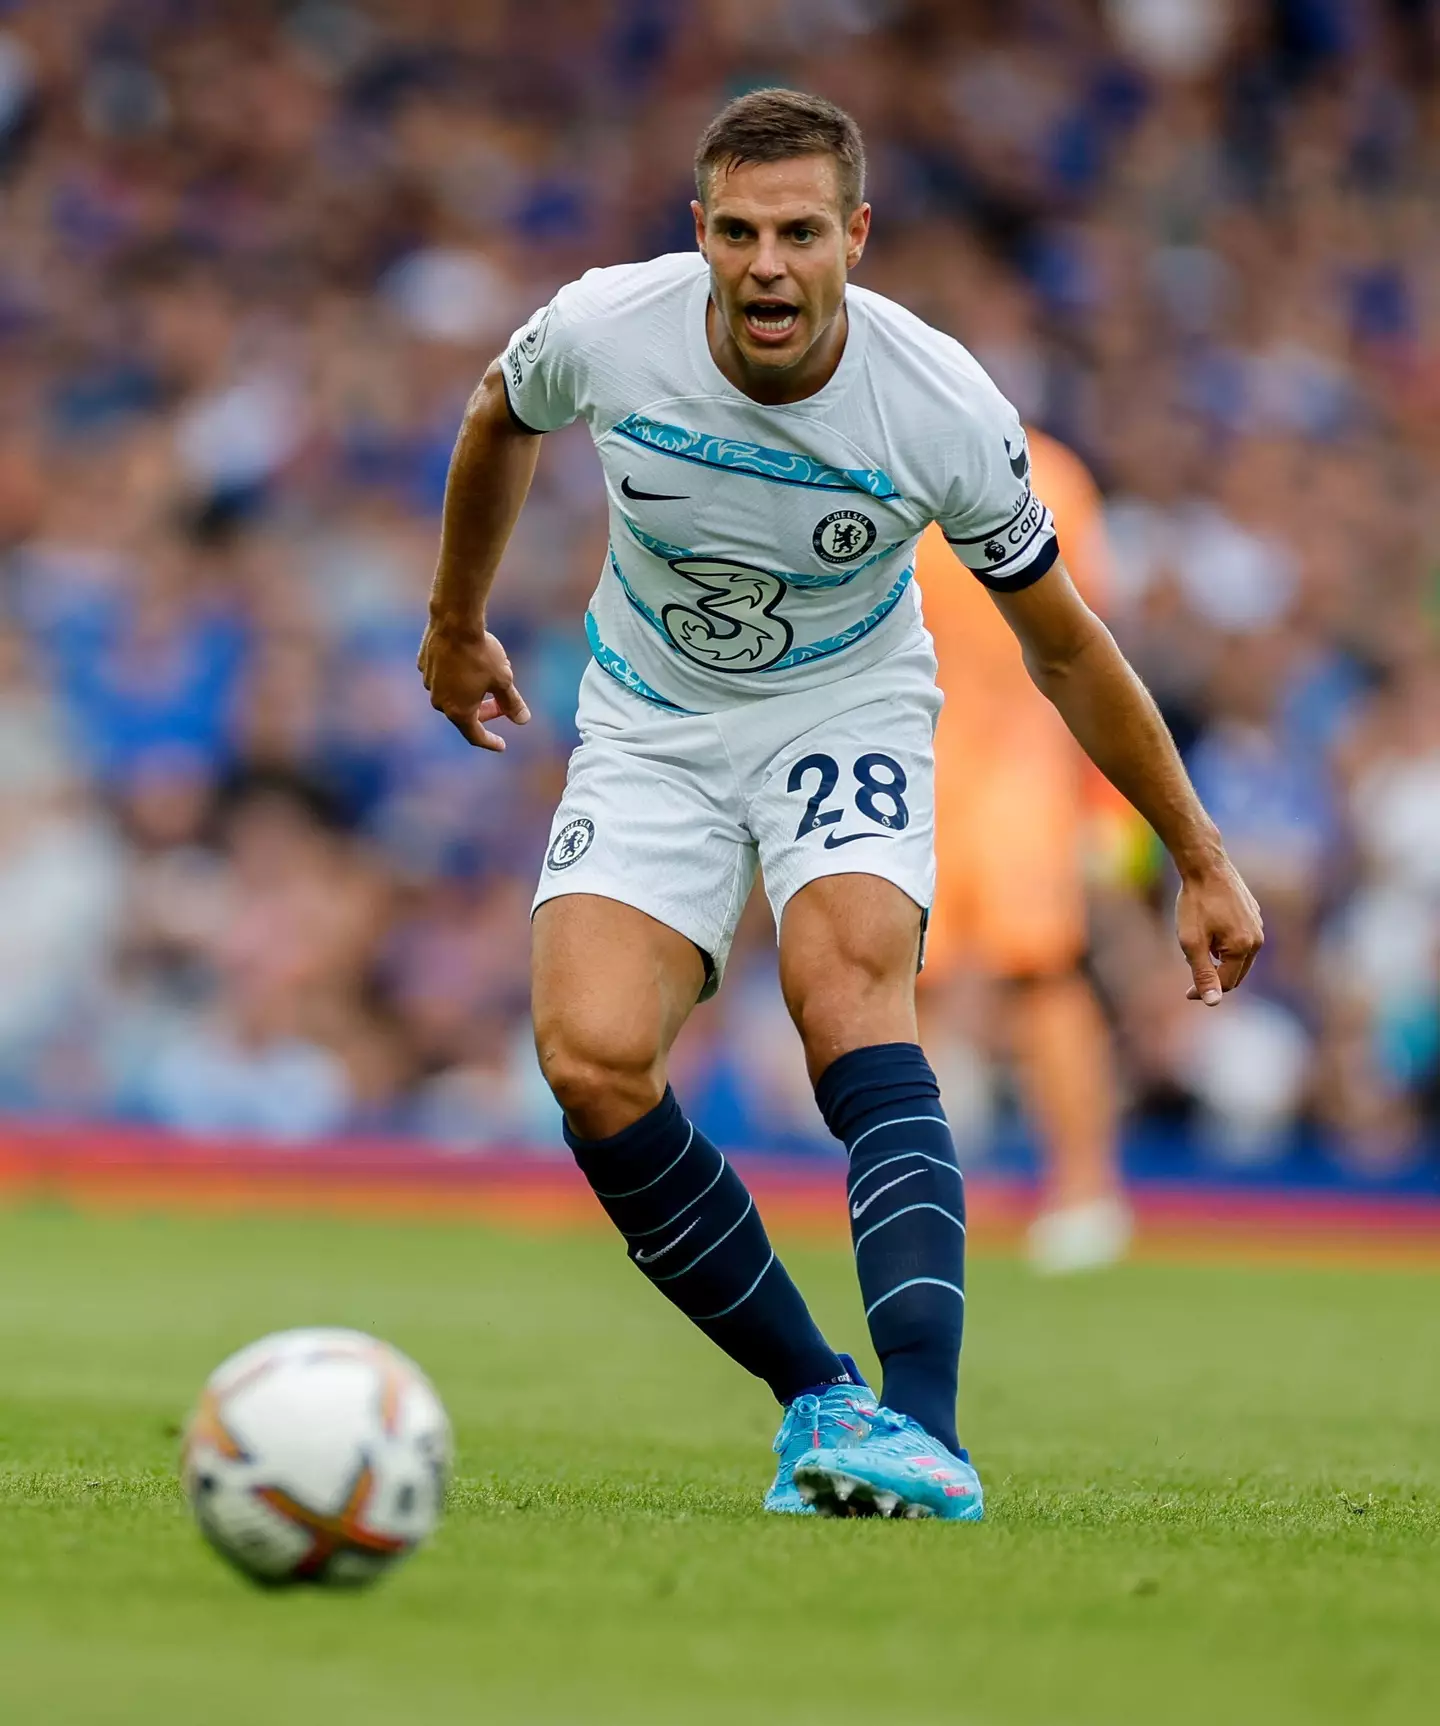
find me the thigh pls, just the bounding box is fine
[776,873,925,1082]
[533,668,758,999]
[532,893,705,1072]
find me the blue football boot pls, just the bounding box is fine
[793,1406,984,1520]
[763,1356,877,1515]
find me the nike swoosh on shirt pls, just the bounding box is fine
[851,1167,926,1219]
[822,830,891,848]
[621,475,689,502]
[634,1217,701,1265]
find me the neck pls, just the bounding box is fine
[706,297,848,406]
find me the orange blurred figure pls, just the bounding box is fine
[919,430,1136,1272]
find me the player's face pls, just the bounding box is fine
[693,156,870,397]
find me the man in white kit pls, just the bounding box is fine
[419,89,1262,1520]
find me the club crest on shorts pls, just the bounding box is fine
[812,509,877,565]
[546,817,594,870]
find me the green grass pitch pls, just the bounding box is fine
[1,1207,1437,1725]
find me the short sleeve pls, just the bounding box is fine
[500,286,585,434]
[936,398,1060,593]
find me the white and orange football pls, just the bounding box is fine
[181,1327,451,1587]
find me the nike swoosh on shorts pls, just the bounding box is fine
[621,475,688,502]
[822,830,890,848]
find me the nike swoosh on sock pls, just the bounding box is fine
[634,1216,702,1263]
[850,1167,925,1219]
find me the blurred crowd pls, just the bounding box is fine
[0,0,1436,1176]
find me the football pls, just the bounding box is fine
[181,1327,451,1588]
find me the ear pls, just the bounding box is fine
[846,202,872,271]
[691,199,708,260]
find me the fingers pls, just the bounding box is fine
[1187,963,1222,1007]
[1178,925,1219,1004]
[492,677,531,726]
[465,692,522,743]
[1217,950,1249,993]
[429,688,505,751]
[1183,933,1262,1003]
[443,707,506,751]
[423,668,526,750]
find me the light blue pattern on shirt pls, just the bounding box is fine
[584,612,696,713]
[621,514,895,590]
[613,414,900,500]
[765,566,915,671]
[607,544,669,635]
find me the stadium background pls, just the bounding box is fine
[0,0,1437,1201]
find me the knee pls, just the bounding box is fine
[792,952,890,1029]
[534,1018,666,1140]
[787,959,918,1081]
[782,917,922,1082]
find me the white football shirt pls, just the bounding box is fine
[503,252,1057,714]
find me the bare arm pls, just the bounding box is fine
[989,560,1263,1002]
[418,361,542,750]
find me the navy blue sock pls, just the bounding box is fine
[815,1043,965,1455]
[566,1089,847,1404]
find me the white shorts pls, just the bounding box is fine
[532,639,942,997]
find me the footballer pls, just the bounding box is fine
[419,89,1262,1519]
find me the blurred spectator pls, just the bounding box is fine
[0,621,124,1100]
[0,0,1433,1184]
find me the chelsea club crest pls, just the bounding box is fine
[812,509,877,565]
[546,817,594,870]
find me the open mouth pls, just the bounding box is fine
[743,299,800,344]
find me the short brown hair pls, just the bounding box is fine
[694,88,866,214]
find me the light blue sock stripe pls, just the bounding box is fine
[653,1194,754,1283]
[864,1277,966,1319]
[626,1156,727,1238]
[694,1249,775,1322]
[853,1203,966,1254]
[847,1112,947,1155]
[591,1122,695,1200]
[848,1149,962,1198]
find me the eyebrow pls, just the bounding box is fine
[711,211,831,230]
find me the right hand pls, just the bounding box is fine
[417,615,531,752]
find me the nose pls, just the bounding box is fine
[750,237,785,285]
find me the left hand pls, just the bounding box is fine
[1175,857,1264,1005]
